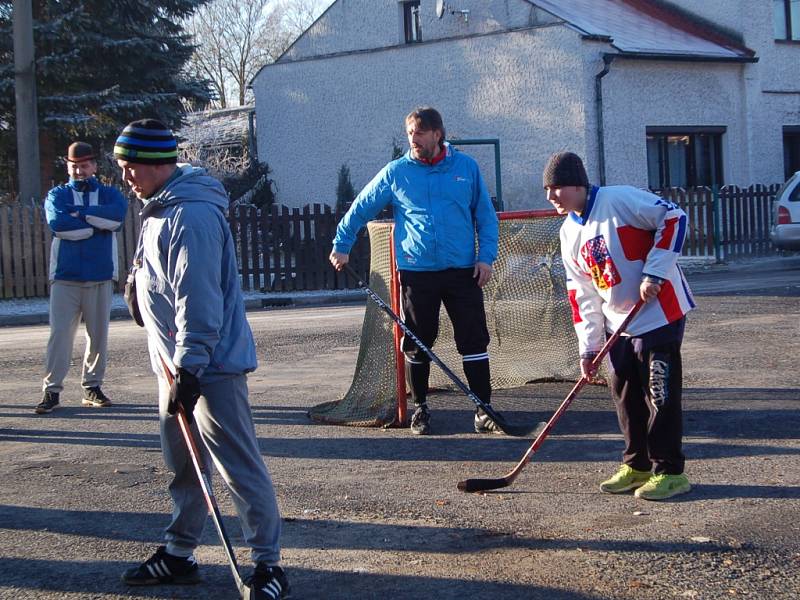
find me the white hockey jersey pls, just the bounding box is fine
[560,185,696,356]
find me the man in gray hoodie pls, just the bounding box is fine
[114,119,289,600]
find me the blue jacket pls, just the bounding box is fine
[134,165,257,382]
[333,143,499,270]
[45,177,128,281]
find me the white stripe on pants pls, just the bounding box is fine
[43,280,112,393]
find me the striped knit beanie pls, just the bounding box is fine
[114,119,178,164]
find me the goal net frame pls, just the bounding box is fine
[309,209,581,428]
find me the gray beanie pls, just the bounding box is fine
[542,152,589,188]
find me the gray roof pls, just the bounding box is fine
[533,0,755,60]
[178,106,254,149]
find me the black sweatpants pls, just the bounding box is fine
[399,268,491,406]
[608,334,685,475]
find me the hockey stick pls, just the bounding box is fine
[342,263,544,437]
[458,299,645,493]
[157,356,250,599]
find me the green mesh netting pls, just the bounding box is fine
[308,214,582,427]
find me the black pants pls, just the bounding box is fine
[399,268,490,358]
[399,268,491,407]
[608,336,685,475]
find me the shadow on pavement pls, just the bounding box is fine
[0,513,751,599]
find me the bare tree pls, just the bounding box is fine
[185,5,230,107]
[277,0,323,41]
[187,0,327,108]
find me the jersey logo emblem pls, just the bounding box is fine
[581,235,620,290]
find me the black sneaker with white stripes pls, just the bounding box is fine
[121,546,202,586]
[474,407,505,434]
[34,391,59,414]
[246,563,290,599]
[82,386,112,407]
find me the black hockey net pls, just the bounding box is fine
[308,211,581,427]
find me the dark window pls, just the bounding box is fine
[646,128,724,191]
[784,126,800,179]
[403,1,421,43]
[773,0,800,41]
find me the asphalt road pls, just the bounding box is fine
[0,260,798,600]
[686,259,799,296]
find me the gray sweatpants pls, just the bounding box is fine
[157,373,282,565]
[43,280,113,393]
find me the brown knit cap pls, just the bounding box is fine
[66,142,96,163]
[542,152,589,188]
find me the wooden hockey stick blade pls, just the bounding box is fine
[457,420,547,492]
[457,300,645,494]
[457,474,513,493]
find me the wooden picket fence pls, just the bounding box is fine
[229,203,372,293]
[659,184,780,260]
[718,184,780,258]
[0,184,783,299]
[0,200,144,300]
[0,200,371,299]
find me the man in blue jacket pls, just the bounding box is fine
[36,142,128,414]
[114,119,288,599]
[330,107,501,435]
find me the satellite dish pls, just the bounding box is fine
[436,0,447,19]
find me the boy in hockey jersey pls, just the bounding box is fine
[543,152,694,501]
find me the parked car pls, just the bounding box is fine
[770,171,800,250]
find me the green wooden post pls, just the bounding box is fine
[493,141,503,211]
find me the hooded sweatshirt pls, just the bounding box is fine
[134,165,257,382]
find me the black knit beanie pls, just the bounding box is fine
[114,119,178,165]
[542,152,589,188]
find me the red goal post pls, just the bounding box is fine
[308,209,581,427]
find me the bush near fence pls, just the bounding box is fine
[0,185,783,300]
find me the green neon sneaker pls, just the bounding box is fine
[634,473,691,501]
[599,464,652,494]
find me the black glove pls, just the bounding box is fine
[124,271,144,327]
[168,368,201,424]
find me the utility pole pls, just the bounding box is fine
[13,0,41,203]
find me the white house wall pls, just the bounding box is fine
[283,0,402,59]
[283,0,558,60]
[663,0,800,184]
[742,5,800,184]
[601,59,749,188]
[255,25,592,210]
[255,0,798,211]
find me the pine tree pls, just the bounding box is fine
[0,0,213,193]
[336,164,355,214]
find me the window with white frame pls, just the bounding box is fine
[773,0,800,41]
[646,127,725,191]
[403,1,421,43]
